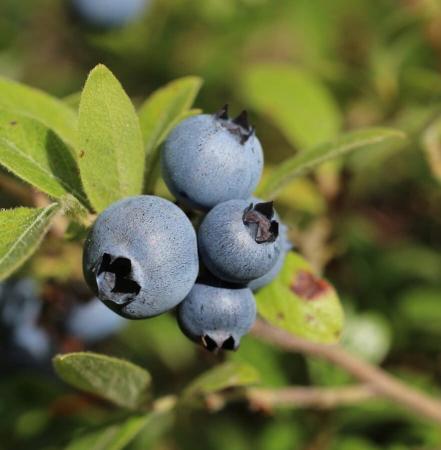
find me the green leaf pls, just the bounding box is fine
[398,287,441,335]
[256,252,344,344]
[258,128,406,198]
[65,415,150,450]
[241,64,342,149]
[0,76,78,148]
[0,204,60,280]
[78,65,145,212]
[183,361,260,399]
[0,110,87,205]
[63,91,82,111]
[53,352,151,410]
[138,76,202,190]
[66,401,175,450]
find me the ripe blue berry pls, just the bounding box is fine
[198,199,281,284]
[248,248,286,291]
[83,195,199,319]
[70,0,148,27]
[0,279,51,365]
[246,198,292,291]
[177,280,256,351]
[161,105,264,210]
[0,278,40,329]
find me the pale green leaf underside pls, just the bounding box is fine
[258,127,406,198]
[0,110,87,205]
[242,64,342,149]
[138,76,202,189]
[78,64,145,212]
[53,352,151,410]
[0,204,60,280]
[184,361,260,399]
[65,415,150,450]
[0,76,78,149]
[256,252,344,344]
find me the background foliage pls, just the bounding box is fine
[1,0,441,449]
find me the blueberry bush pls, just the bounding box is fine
[2,1,441,449]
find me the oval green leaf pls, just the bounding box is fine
[256,252,344,344]
[241,64,342,149]
[258,127,406,198]
[0,110,87,205]
[183,361,260,400]
[0,204,60,280]
[138,76,202,191]
[53,352,151,410]
[65,414,161,450]
[0,76,78,149]
[78,65,145,212]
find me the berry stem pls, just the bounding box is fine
[246,384,376,410]
[252,319,441,424]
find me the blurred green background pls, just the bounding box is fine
[2,0,441,449]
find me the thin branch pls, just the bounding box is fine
[252,319,441,425]
[246,385,376,411]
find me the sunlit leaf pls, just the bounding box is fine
[78,65,145,212]
[242,64,342,149]
[256,252,344,343]
[0,76,77,149]
[258,128,406,198]
[0,110,87,205]
[0,204,60,280]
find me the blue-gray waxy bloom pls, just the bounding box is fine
[161,106,264,210]
[83,195,199,319]
[178,279,256,351]
[198,199,281,284]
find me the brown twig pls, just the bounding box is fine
[252,319,441,424]
[246,385,376,411]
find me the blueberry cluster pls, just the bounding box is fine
[0,279,124,370]
[83,106,291,352]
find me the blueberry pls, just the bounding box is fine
[12,322,51,360]
[0,278,40,330]
[67,297,126,343]
[0,278,52,366]
[83,195,199,319]
[245,198,292,291]
[177,279,256,351]
[161,105,264,210]
[198,199,281,284]
[248,248,286,291]
[70,0,148,28]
